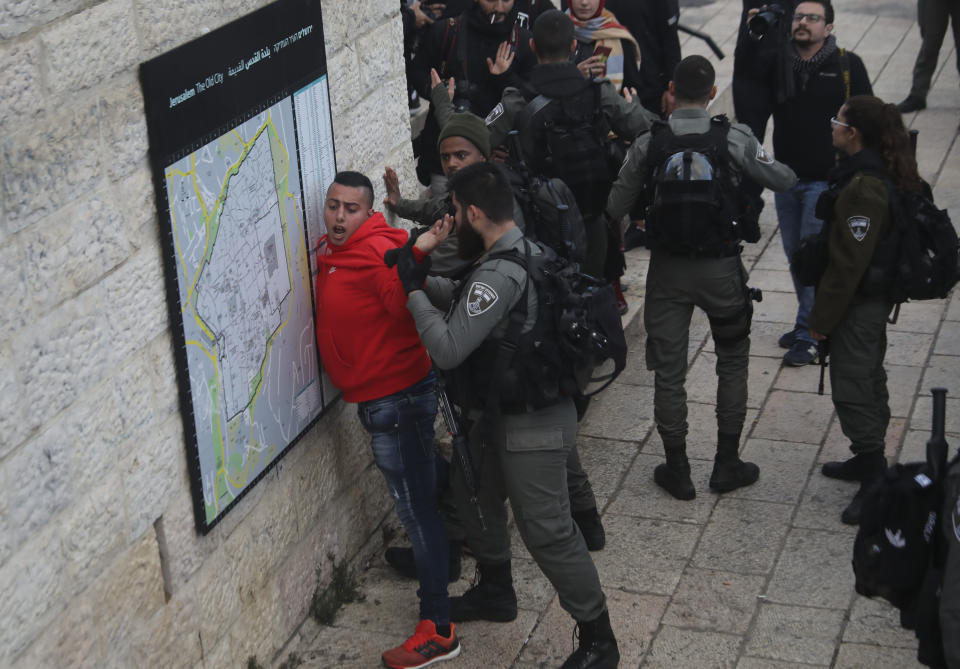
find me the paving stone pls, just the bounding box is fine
[662,566,765,634]
[617,339,656,387]
[737,658,825,669]
[752,390,835,444]
[920,355,960,394]
[644,626,742,669]
[885,330,936,367]
[766,528,856,610]
[793,471,860,535]
[579,382,655,442]
[771,361,825,394]
[591,513,700,595]
[725,438,819,505]
[692,498,793,574]
[748,268,795,294]
[889,301,948,334]
[750,289,798,327]
[933,321,960,356]
[608,453,718,524]
[518,589,665,668]
[834,643,926,668]
[886,365,925,418]
[843,596,919,649]
[910,393,960,435]
[749,320,802,359]
[576,436,641,500]
[745,602,845,665]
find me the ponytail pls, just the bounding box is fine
[844,95,922,192]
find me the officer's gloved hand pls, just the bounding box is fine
[384,227,431,294]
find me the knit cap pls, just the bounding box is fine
[437,112,491,158]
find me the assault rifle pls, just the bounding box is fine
[435,379,486,531]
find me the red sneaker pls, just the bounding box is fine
[382,620,460,668]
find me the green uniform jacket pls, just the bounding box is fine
[406,226,537,371]
[605,107,797,221]
[808,162,891,335]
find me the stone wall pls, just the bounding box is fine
[0,0,420,666]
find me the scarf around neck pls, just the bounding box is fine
[567,8,640,91]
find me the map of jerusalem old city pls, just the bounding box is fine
[140,0,336,533]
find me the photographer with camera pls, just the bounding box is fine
[412,0,536,190]
[739,1,873,367]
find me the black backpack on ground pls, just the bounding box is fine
[448,239,627,413]
[518,83,617,218]
[641,114,758,256]
[852,387,952,668]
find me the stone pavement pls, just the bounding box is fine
[273,0,960,666]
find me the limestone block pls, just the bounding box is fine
[145,331,182,419]
[276,524,325,631]
[161,488,221,593]
[0,0,88,39]
[88,531,166,657]
[357,19,404,93]
[319,1,351,54]
[98,75,149,181]
[0,525,66,663]
[5,426,73,552]
[22,192,131,314]
[221,0,272,18]
[41,0,141,95]
[0,342,29,457]
[101,244,169,366]
[14,291,114,439]
[122,591,203,669]
[293,428,343,534]
[115,167,158,252]
[0,232,28,342]
[1,99,102,230]
[202,581,285,669]
[61,476,127,597]
[325,47,362,113]
[0,39,45,133]
[11,590,101,669]
[134,0,223,56]
[121,415,183,541]
[192,526,250,643]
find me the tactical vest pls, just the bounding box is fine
[643,115,746,257]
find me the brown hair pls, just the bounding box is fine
[843,95,922,192]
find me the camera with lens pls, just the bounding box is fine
[452,79,478,113]
[747,3,785,40]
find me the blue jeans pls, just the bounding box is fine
[358,370,450,625]
[775,180,829,344]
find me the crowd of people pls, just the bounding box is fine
[312,0,953,667]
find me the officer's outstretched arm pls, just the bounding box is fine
[731,125,797,192]
[605,138,649,221]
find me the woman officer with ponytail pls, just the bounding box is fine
[810,95,922,526]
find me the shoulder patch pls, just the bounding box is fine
[755,143,774,165]
[485,103,504,126]
[847,215,870,242]
[465,281,499,317]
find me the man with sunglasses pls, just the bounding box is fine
[742,0,872,367]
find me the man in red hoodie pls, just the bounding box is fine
[313,171,459,669]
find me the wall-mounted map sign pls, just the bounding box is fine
[140,0,337,534]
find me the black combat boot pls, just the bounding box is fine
[821,451,887,482]
[450,560,518,622]
[709,431,759,492]
[572,507,606,551]
[384,541,462,583]
[654,444,695,500]
[560,608,620,669]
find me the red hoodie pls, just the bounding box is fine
[314,213,432,403]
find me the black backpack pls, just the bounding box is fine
[503,155,588,267]
[519,83,616,218]
[450,239,627,412]
[795,178,959,304]
[642,115,756,256]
